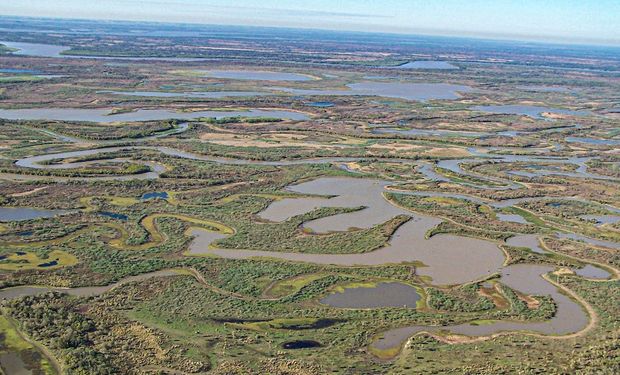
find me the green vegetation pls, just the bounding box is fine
[0,23,618,374]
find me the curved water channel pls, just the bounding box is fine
[2,176,606,347]
[2,38,618,365]
[192,178,506,286]
[0,270,179,301]
[7,117,619,255]
[370,264,590,353]
[2,104,617,353]
[8,119,617,186]
[185,176,611,351]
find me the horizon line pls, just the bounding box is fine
[1,14,620,49]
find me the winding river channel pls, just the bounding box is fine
[1,95,618,360]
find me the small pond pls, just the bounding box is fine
[0,207,68,222]
[574,264,611,279]
[282,340,322,349]
[320,282,420,308]
[565,137,620,146]
[97,211,128,221]
[141,192,169,200]
[306,101,334,107]
[496,213,528,224]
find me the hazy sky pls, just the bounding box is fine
[2,0,619,45]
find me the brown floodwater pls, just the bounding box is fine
[371,264,589,351]
[189,177,506,285]
[0,270,179,301]
[320,282,420,308]
[506,234,547,254]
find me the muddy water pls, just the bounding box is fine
[0,108,309,122]
[1,41,68,57]
[320,282,420,308]
[471,105,587,119]
[394,61,458,70]
[260,179,403,231]
[436,155,617,183]
[566,137,620,146]
[372,127,482,138]
[496,213,527,224]
[0,270,179,301]
[371,264,589,351]
[190,177,506,285]
[574,264,611,279]
[0,207,69,222]
[0,351,32,375]
[580,214,620,226]
[15,145,360,171]
[557,233,620,250]
[517,86,571,93]
[102,90,269,99]
[0,41,208,61]
[202,70,313,81]
[506,234,547,254]
[272,82,473,101]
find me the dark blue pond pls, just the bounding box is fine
[282,340,322,349]
[38,260,58,268]
[98,211,128,220]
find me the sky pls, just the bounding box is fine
[2,0,620,45]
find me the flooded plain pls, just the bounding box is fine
[393,61,459,70]
[1,40,69,57]
[371,264,589,351]
[471,105,587,119]
[574,264,611,279]
[506,234,547,254]
[0,207,68,222]
[0,108,309,122]
[0,270,179,301]
[191,177,506,285]
[566,137,620,146]
[102,90,269,99]
[201,70,314,81]
[273,82,474,101]
[372,126,482,138]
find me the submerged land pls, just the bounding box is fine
[0,16,618,374]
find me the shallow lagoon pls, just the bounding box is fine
[394,61,459,70]
[202,70,313,81]
[574,264,611,279]
[0,207,68,222]
[320,282,420,308]
[372,264,589,351]
[0,270,179,301]
[1,40,68,57]
[103,90,268,99]
[566,137,620,146]
[0,108,309,122]
[471,105,587,119]
[273,82,474,101]
[193,177,506,285]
